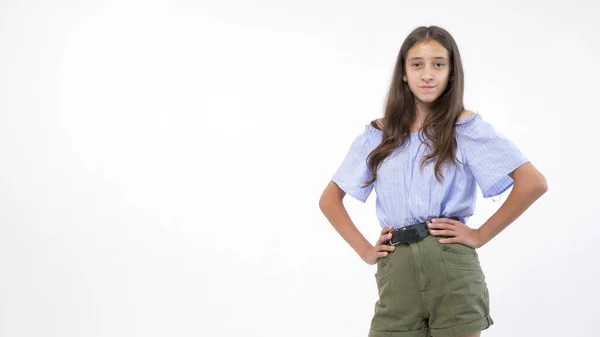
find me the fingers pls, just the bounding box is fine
[380,225,394,234]
[380,244,395,252]
[376,245,395,257]
[431,218,462,226]
[429,229,455,236]
[378,226,395,245]
[439,237,459,244]
[428,221,454,230]
[377,232,392,246]
[378,226,394,242]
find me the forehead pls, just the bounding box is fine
[406,40,449,60]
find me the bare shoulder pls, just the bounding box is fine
[458,110,476,122]
[370,118,385,131]
[372,113,474,129]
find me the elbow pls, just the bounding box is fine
[319,189,333,212]
[513,174,547,198]
[319,195,328,211]
[512,163,548,197]
[319,192,340,211]
[319,181,345,211]
[528,174,548,197]
[535,175,548,196]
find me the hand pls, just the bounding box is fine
[427,217,484,249]
[362,226,396,265]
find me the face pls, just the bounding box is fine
[402,39,451,107]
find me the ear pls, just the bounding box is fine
[402,75,407,82]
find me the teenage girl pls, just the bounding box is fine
[319,26,548,337]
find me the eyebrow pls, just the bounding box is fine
[407,57,448,61]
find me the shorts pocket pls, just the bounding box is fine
[374,253,393,288]
[440,251,481,271]
[437,239,478,256]
[436,239,481,271]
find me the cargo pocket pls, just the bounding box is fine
[436,239,481,271]
[374,252,393,289]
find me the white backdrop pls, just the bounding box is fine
[1,1,598,336]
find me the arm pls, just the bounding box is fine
[476,161,548,246]
[318,181,374,261]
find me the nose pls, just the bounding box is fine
[422,65,434,82]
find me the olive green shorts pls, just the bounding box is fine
[369,234,494,337]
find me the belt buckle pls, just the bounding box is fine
[389,226,409,246]
[389,220,433,246]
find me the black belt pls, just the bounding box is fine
[387,216,460,246]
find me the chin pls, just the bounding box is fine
[415,95,439,104]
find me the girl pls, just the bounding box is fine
[318,26,547,337]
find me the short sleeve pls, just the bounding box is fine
[456,114,530,198]
[331,125,380,203]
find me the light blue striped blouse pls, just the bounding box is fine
[331,113,529,228]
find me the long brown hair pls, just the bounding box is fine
[362,25,465,188]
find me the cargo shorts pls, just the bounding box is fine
[368,233,494,337]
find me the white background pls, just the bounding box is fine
[1,0,598,336]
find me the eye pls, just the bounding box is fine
[411,63,422,68]
[435,62,445,68]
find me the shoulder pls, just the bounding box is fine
[457,110,476,123]
[455,110,487,144]
[370,118,385,131]
[350,119,383,147]
[455,109,482,131]
[456,110,507,145]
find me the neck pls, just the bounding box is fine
[410,102,431,132]
[415,102,430,122]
